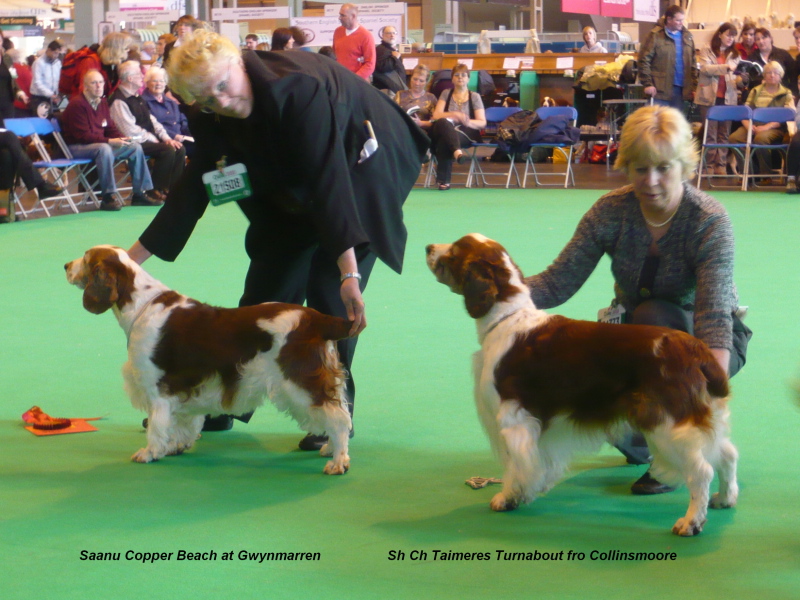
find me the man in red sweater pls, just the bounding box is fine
[61,69,160,211]
[332,3,375,81]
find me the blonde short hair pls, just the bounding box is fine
[763,60,784,78]
[166,29,241,102]
[411,64,430,79]
[615,105,698,180]
[98,32,131,66]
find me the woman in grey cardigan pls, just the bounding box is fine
[525,105,751,495]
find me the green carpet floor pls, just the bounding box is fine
[2,187,799,599]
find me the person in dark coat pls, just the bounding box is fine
[373,26,407,93]
[127,30,429,448]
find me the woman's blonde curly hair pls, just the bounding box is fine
[166,29,239,102]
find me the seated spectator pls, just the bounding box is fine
[579,26,607,53]
[748,28,797,97]
[728,61,795,181]
[785,96,800,194]
[373,26,407,93]
[110,61,186,198]
[318,46,335,59]
[395,64,436,130]
[140,41,156,63]
[271,28,294,51]
[244,34,259,50]
[142,66,193,157]
[734,20,756,59]
[60,69,160,210]
[429,63,486,190]
[0,130,61,222]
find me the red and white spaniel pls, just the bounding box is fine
[426,234,738,536]
[65,245,352,474]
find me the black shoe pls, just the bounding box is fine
[298,429,354,451]
[202,415,234,431]
[100,194,121,211]
[36,181,62,199]
[631,471,676,495]
[131,192,163,207]
[142,414,234,431]
[455,152,469,165]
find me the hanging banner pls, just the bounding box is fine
[633,0,659,22]
[561,0,600,16]
[291,14,403,46]
[212,7,291,20]
[324,3,404,16]
[600,0,633,18]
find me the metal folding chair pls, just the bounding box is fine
[522,106,579,188]
[743,106,796,191]
[696,105,752,190]
[466,106,523,188]
[3,118,96,217]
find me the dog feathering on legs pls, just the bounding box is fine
[427,234,738,536]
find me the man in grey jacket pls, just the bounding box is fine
[638,5,697,112]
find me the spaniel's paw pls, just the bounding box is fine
[490,492,519,512]
[131,447,161,463]
[323,457,350,475]
[710,488,738,509]
[672,516,706,536]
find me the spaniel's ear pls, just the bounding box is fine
[83,263,119,314]
[462,261,498,319]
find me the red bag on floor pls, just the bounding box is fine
[588,142,618,164]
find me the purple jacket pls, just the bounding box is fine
[141,89,190,139]
[61,93,122,145]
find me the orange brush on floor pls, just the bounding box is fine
[22,406,102,436]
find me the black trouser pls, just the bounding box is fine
[0,131,44,190]
[429,119,479,184]
[140,141,186,191]
[615,299,751,461]
[787,132,800,178]
[239,240,378,419]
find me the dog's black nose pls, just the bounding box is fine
[425,244,433,255]
[63,263,69,271]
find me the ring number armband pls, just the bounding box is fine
[340,272,362,283]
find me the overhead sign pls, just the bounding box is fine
[211,7,291,20]
[0,16,37,25]
[324,3,405,16]
[105,10,179,22]
[600,0,633,18]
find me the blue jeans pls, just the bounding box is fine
[68,142,153,195]
[653,85,686,113]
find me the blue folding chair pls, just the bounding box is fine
[743,106,796,191]
[522,106,579,188]
[466,106,523,188]
[696,104,752,190]
[4,117,97,216]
